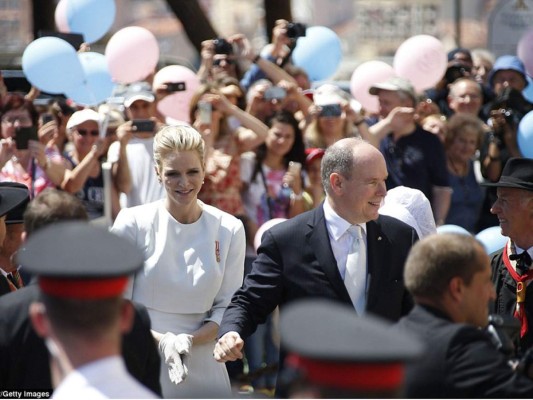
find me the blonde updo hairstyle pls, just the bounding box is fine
[153,125,205,173]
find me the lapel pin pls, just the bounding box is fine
[215,240,220,262]
[378,236,382,241]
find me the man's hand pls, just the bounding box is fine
[213,331,244,362]
[385,107,416,131]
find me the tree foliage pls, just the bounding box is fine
[29,0,293,55]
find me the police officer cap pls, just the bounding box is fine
[0,182,30,219]
[0,182,30,224]
[17,221,143,299]
[280,299,424,392]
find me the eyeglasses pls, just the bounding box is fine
[213,58,235,67]
[77,129,99,137]
[454,93,482,101]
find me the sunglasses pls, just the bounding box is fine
[213,58,235,67]
[2,115,32,125]
[77,129,99,137]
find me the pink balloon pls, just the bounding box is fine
[153,65,200,122]
[517,28,533,77]
[55,0,70,32]
[350,61,395,114]
[254,218,287,252]
[105,26,159,84]
[393,35,447,92]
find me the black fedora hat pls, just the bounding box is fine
[482,157,533,191]
[0,182,30,219]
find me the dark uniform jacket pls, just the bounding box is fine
[0,284,162,395]
[0,275,11,297]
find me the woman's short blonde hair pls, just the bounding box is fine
[444,113,484,150]
[153,125,205,171]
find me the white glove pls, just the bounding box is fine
[159,332,193,385]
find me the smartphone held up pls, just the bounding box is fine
[131,119,155,133]
[165,82,187,93]
[15,126,38,150]
[198,101,212,125]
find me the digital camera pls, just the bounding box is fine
[286,23,307,39]
[213,38,233,55]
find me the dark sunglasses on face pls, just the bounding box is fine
[2,115,32,125]
[77,129,99,137]
[213,58,235,67]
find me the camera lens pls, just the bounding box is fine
[286,23,306,39]
[213,38,233,55]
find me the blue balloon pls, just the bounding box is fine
[22,37,84,94]
[67,0,116,43]
[292,26,342,81]
[517,109,533,158]
[436,224,471,236]
[475,226,507,254]
[522,75,533,103]
[66,52,115,106]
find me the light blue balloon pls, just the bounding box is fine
[292,26,342,82]
[67,0,116,44]
[436,224,472,236]
[522,75,533,103]
[475,226,507,254]
[65,52,115,106]
[22,36,84,94]
[517,109,533,158]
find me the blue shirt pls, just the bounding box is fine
[379,126,450,202]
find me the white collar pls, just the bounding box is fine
[0,267,18,278]
[323,199,367,241]
[514,245,533,260]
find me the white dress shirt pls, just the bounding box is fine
[323,200,367,280]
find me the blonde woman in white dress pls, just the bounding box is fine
[112,125,245,398]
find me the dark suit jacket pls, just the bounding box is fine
[0,284,162,395]
[490,249,533,355]
[220,205,417,339]
[394,304,533,398]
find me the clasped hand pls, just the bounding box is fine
[159,332,193,385]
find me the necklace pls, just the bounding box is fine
[447,157,468,177]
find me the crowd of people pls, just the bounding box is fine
[0,19,531,398]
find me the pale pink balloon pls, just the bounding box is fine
[393,35,447,92]
[153,65,201,122]
[105,26,159,84]
[350,61,395,114]
[517,28,533,77]
[254,218,287,252]
[55,0,70,32]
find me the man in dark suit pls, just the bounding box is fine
[0,189,161,395]
[395,233,533,397]
[483,157,533,355]
[214,137,417,364]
